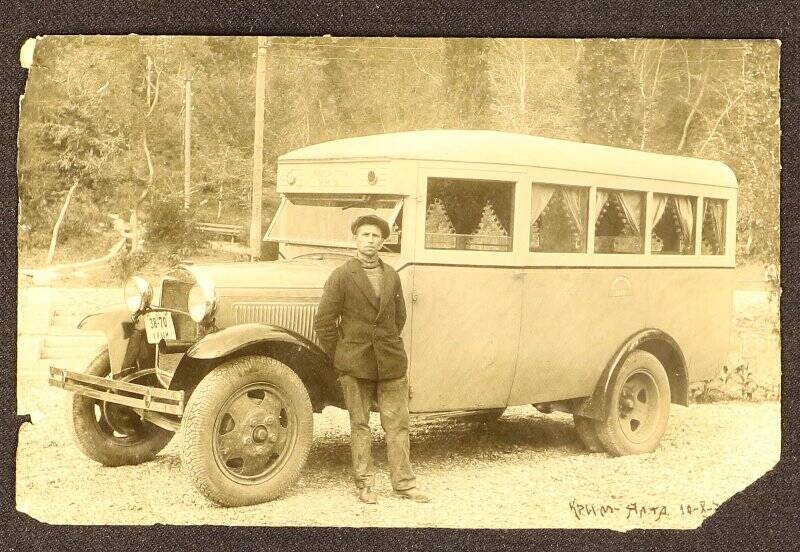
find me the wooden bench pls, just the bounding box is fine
[196,222,244,242]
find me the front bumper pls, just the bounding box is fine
[49,367,185,416]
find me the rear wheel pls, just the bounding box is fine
[180,356,313,507]
[595,350,671,456]
[69,348,174,466]
[573,415,604,452]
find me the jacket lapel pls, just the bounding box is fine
[376,262,395,319]
[347,258,380,310]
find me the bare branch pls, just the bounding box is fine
[697,91,743,155]
[46,180,80,265]
[146,66,162,118]
[677,64,709,152]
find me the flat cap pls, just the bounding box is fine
[351,214,391,239]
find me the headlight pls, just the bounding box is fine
[188,282,216,323]
[124,276,153,313]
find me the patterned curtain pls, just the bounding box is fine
[595,190,610,223]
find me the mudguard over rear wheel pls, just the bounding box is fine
[69,348,174,466]
[180,355,313,507]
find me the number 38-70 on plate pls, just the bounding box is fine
[143,311,176,344]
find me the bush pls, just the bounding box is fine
[58,192,106,246]
[690,363,781,403]
[109,247,149,283]
[145,195,206,254]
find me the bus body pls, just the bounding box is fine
[273,130,736,413]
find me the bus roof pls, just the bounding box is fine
[279,130,737,189]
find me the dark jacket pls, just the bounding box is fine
[313,257,408,380]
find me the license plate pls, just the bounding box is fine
[143,311,176,344]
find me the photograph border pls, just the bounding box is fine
[2,1,798,549]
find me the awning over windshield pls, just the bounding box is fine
[264,195,402,247]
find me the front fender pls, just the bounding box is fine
[185,323,324,360]
[172,323,340,411]
[78,304,137,376]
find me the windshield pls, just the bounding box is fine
[264,194,403,248]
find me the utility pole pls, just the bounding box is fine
[183,72,193,210]
[250,36,268,260]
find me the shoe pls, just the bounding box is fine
[394,488,430,503]
[358,487,378,504]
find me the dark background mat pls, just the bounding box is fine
[1,1,798,550]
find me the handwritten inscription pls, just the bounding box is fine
[569,499,719,522]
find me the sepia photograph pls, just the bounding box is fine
[15,36,780,529]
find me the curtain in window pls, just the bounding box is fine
[595,190,610,222]
[706,199,725,248]
[674,196,695,242]
[562,188,587,239]
[531,184,556,224]
[651,193,668,228]
[616,191,643,235]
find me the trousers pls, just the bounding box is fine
[339,374,416,491]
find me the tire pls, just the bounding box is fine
[69,348,174,466]
[595,350,671,456]
[180,355,313,507]
[573,415,604,452]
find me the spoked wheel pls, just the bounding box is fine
[180,356,313,507]
[69,348,174,466]
[596,350,670,456]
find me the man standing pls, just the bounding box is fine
[314,214,429,505]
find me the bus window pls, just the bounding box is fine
[651,194,696,255]
[425,178,515,252]
[530,184,588,253]
[702,198,726,255]
[594,189,645,254]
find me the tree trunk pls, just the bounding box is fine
[46,180,80,265]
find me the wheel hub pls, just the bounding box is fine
[213,384,294,482]
[102,402,141,436]
[616,371,661,443]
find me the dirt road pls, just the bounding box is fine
[16,369,779,529]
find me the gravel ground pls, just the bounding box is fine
[16,366,779,529]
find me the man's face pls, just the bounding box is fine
[354,224,385,257]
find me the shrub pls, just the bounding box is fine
[109,247,150,283]
[145,195,206,254]
[690,363,781,403]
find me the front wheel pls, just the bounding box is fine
[180,356,313,507]
[595,350,671,456]
[69,348,174,466]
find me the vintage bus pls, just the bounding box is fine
[51,130,736,506]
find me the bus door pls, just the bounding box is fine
[407,174,524,412]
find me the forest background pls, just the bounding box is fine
[16,36,780,272]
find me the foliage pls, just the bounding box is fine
[109,247,149,283]
[145,193,206,254]
[18,37,779,265]
[690,363,781,403]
